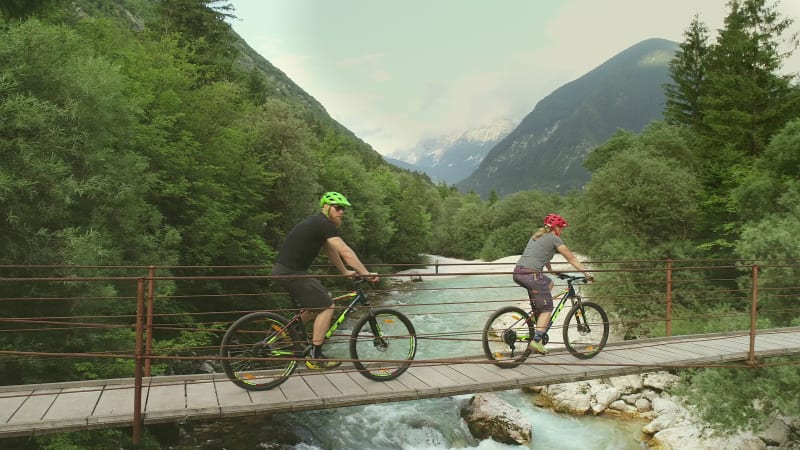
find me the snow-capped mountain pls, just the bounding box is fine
[385,118,516,184]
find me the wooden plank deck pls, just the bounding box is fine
[1,327,798,438]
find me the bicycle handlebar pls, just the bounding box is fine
[556,273,592,283]
[351,275,379,285]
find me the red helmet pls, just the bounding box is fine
[543,213,568,228]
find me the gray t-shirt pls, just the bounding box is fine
[516,233,564,270]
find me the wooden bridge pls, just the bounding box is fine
[2,327,799,439]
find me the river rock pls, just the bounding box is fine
[634,397,652,413]
[648,426,767,450]
[608,399,639,415]
[642,372,680,391]
[592,383,622,412]
[607,374,644,394]
[535,381,592,414]
[756,416,789,446]
[460,393,531,445]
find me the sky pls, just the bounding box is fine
[227,0,800,156]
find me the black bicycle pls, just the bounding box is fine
[482,273,610,368]
[220,278,418,390]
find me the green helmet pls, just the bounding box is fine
[320,191,352,207]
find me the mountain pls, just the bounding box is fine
[457,38,678,197]
[385,119,516,184]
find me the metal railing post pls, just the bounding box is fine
[133,277,145,445]
[145,266,155,377]
[748,264,759,366]
[666,259,672,337]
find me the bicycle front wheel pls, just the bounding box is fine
[562,301,609,359]
[220,312,303,390]
[482,306,533,368]
[350,308,417,381]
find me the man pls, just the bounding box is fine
[271,191,378,369]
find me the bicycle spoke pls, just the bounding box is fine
[482,306,532,368]
[220,312,299,390]
[563,301,609,359]
[350,309,417,381]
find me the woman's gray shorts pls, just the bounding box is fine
[512,265,554,313]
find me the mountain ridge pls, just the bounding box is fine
[457,38,678,196]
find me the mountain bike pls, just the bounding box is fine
[482,273,609,368]
[220,278,418,390]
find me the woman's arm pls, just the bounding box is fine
[556,244,593,280]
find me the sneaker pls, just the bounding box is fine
[527,339,548,355]
[305,353,342,370]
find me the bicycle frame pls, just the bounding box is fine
[539,281,580,334]
[269,285,369,347]
[324,288,368,340]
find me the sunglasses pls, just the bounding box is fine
[331,204,346,212]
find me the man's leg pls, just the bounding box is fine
[311,306,334,346]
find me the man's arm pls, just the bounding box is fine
[325,237,375,280]
[324,241,351,275]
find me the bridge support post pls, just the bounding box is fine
[665,260,672,337]
[133,277,146,445]
[145,266,155,377]
[748,265,759,366]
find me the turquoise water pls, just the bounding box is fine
[197,273,648,449]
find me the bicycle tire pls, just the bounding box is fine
[482,306,534,368]
[220,311,303,390]
[349,308,417,381]
[562,301,609,359]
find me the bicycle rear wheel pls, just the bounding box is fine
[482,306,533,368]
[562,301,609,359]
[220,311,303,390]
[350,308,417,381]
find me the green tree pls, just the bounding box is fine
[153,0,237,80]
[663,15,710,129]
[575,123,702,337]
[0,18,179,383]
[436,193,490,259]
[701,0,798,157]
[382,171,432,263]
[479,190,564,261]
[695,0,798,255]
[0,0,64,20]
[733,118,800,326]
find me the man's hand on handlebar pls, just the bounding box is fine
[349,270,379,284]
[362,272,380,284]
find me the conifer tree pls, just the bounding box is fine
[663,15,710,130]
[701,0,798,157]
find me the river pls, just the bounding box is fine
[184,265,648,449]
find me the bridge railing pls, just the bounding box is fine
[2,258,798,385]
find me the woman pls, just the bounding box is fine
[513,213,593,355]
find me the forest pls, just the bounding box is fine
[1,0,799,447]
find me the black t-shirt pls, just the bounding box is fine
[274,213,341,271]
